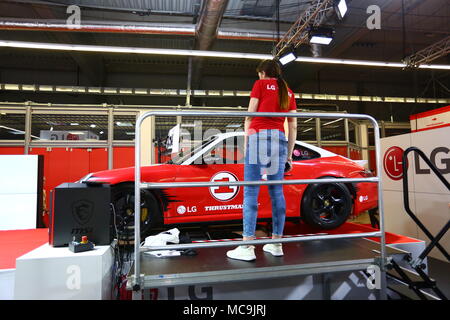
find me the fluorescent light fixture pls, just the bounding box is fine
[70,123,79,126]
[296,56,407,68]
[0,40,449,70]
[303,118,314,123]
[181,123,196,127]
[279,52,297,65]
[335,0,347,19]
[125,132,135,135]
[303,128,313,133]
[99,131,104,134]
[226,123,242,128]
[90,124,96,128]
[310,36,333,45]
[322,118,343,126]
[116,121,133,127]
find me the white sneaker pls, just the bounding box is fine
[263,243,284,257]
[226,245,256,261]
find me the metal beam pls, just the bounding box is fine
[403,36,450,67]
[274,0,334,56]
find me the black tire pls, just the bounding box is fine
[301,181,353,229]
[111,183,162,241]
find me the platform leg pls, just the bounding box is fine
[320,273,331,300]
[132,289,142,300]
[378,271,387,300]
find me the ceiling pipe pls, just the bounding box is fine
[191,0,230,92]
[194,0,230,51]
[0,20,275,42]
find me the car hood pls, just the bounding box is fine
[82,164,178,185]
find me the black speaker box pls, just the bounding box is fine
[49,183,111,247]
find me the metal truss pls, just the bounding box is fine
[274,0,334,57]
[403,35,450,68]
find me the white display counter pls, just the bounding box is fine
[14,243,114,300]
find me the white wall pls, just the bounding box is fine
[0,155,39,230]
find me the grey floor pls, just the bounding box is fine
[426,257,450,298]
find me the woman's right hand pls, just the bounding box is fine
[284,159,293,173]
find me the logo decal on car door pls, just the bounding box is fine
[209,172,239,201]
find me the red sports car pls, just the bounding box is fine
[78,132,377,239]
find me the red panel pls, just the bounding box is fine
[350,149,362,160]
[113,147,135,169]
[369,150,376,174]
[322,146,348,157]
[90,148,108,173]
[46,148,70,191]
[0,147,24,155]
[69,148,90,182]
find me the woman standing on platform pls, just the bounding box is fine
[227,59,298,261]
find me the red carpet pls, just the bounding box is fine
[0,228,49,270]
[283,221,422,244]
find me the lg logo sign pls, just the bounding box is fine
[384,146,450,180]
[383,146,405,181]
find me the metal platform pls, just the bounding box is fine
[127,238,406,290]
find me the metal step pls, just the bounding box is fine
[387,267,441,300]
[388,281,440,300]
[388,265,435,284]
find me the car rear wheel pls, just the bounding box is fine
[301,182,352,229]
[111,183,162,241]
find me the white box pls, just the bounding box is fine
[14,243,113,300]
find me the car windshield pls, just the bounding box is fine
[167,136,218,165]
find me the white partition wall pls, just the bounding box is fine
[0,155,40,230]
[381,126,450,262]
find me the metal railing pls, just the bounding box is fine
[132,111,387,299]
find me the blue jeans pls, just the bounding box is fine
[243,130,288,238]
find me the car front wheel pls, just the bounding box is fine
[111,183,162,241]
[301,182,352,230]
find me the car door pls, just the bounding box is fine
[169,135,252,223]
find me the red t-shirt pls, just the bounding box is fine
[249,79,297,134]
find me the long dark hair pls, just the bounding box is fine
[256,59,289,110]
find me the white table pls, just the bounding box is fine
[14,243,114,300]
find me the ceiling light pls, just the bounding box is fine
[70,123,79,126]
[0,40,449,70]
[99,131,104,134]
[310,36,333,45]
[322,118,343,126]
[90,124,96,128]
[226,124,242,128]
[309,27,334,46]
[116,121,133,127]
[278,48,297,66]
[335,0,348,20]
[181,123,196,127]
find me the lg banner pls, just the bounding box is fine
[381,126,450,262]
